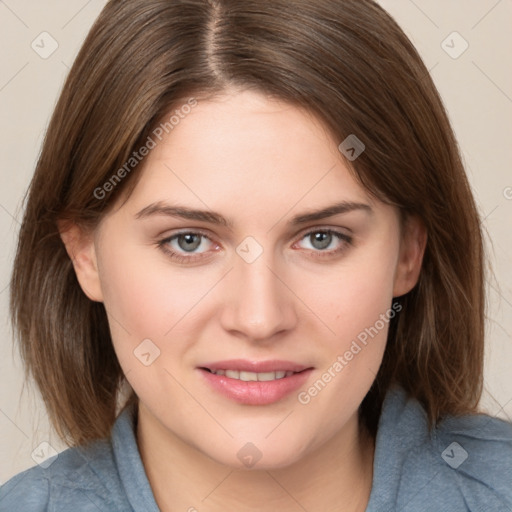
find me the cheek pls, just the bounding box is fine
[95,236,233,404]
[303,239,399,394]
[318,241,398,345]
[97,237,214,337]
[95,242,203,406]
[95,240,189,373]
[290,269,396,438]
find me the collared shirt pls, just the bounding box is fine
[1,386,511,511]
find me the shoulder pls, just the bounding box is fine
[0,437,131,512]
[432,408,512,510]
[368,386,512,512]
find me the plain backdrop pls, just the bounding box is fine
[0,0,511,483]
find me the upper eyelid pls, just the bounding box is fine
[296,225,352,239]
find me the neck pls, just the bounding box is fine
[136,403,375,512]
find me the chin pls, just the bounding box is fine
[203,436,309,471]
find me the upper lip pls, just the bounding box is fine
[200,359,312,373]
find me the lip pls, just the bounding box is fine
[197,359,313,405]
[200,359,310,373]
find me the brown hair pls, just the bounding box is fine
[11,0,484,446]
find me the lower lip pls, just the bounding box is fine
[198,368,313,405]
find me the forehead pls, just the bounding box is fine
[109,90,378,226]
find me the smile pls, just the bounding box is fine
[198,363,313,405]
[204,369,297,381]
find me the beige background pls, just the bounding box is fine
[0,0,511,483]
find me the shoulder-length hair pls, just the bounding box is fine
[11,0,484,446]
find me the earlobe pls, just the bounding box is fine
[393,216,427,298]
[58,221,104,302]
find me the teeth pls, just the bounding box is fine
[210,369,296,381]
[257,372,277,381]
[239,371,258,381]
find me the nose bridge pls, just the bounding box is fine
[220,239,296,340]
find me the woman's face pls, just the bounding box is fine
[73,89,423,469]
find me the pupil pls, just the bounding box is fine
[312,232,331,250]
[178,234,201,252]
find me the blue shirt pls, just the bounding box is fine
[1,386,511,511]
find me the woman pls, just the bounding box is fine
[1,0,511,510]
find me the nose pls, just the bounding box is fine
[219,249,298,343]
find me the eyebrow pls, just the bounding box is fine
[135,200,372,228]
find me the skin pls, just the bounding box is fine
[61,88,426,511]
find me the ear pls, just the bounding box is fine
[393,215,427,297]
[58,221,104,302]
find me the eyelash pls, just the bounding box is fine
[157,228,353,264]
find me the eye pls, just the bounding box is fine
[158,227,353,264]
[172,233,205,252]
[158,231,218,263]
[294,228,352,257]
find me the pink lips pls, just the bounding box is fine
[202,359,310,373]
[198,359,313,405]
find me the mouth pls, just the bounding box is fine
[200,368,302,381]
[197,360,313,405]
